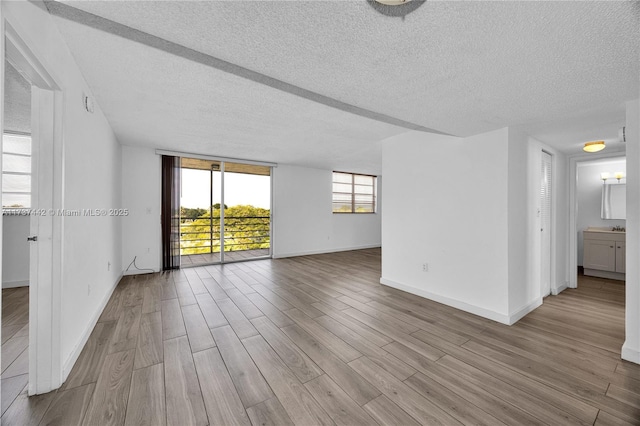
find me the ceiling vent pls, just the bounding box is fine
[619,127,626,143]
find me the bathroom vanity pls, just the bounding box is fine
[583,227,625,280]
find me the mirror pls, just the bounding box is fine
[601,183,626,220]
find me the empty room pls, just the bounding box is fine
[1,1,639,425]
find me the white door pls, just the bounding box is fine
[540,152,552,297]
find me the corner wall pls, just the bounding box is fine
[121,145,161,273]
[507,129,541,320]
[623,98,640,363]
[272,164,382,258]
[381,128,513,322]
[381,127,546,325]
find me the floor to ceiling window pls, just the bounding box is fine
[179,157,271,266]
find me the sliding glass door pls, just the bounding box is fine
[178,157,271,266]
[223,162,271,262]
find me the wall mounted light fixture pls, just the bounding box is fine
[600,171,626,183]
[583,140,605,153]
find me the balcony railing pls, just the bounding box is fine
[180,215,270,255]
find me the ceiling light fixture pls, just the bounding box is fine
[367,0,426,18]
[375,0,411,5]
[583,140,605,153]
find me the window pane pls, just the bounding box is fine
[353,175,373,185]
[2,134,31,155]
[333,182,352,193]
[2,174,31,193]
[354,203,374,213]
[332,172,376,214]
[3,154,31,174]
[333,173,352,184]
[354,184,373,195]
[332,203,352,213]
[3,193,30,209]
[333,194,351,204]
[354,194,374,203]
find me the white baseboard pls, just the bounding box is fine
[551,281,568,296]
[583,269,625,281]
[622,341,640,364]
[62,272,123,380]
[507,298,542,325]
[124,269,158,276]
[273,244,381,259]
[380,276,512,325]
[2,279,29,289]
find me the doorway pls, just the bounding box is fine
[2,22,64,396]
[179,157,272,266]
[570,154,627,288]
[1,53,33,413]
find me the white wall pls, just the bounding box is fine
[272,164,381,258]
[576,159,626,265]
[381,127,548,325]
[507,129,533,316]
[381,128,514,322]
[513,129,549,320]
[2,215,29,287]
[623,99,639,364]
[121,145,161,273]
[3,1,123,380]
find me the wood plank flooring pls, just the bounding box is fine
[3,248,640,425]
[1,286,29,418]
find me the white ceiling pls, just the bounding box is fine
[49,1,639,172]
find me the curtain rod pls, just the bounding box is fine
[155,149,277,168]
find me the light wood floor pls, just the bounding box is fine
[2,248,640,425]
[1,286,29,419]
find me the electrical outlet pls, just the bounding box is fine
[422,263,429,272]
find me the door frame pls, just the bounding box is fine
[3,19,64,394]
[540,150,553,297]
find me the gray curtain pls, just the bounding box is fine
[162,155,181,270]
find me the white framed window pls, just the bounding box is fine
[2,133,32,209]
[332,171,377,214]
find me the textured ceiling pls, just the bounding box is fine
[49,1,639,171]
[4,60,31,134]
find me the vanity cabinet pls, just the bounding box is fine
[616,242,625,274]
[583,229,625,280]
